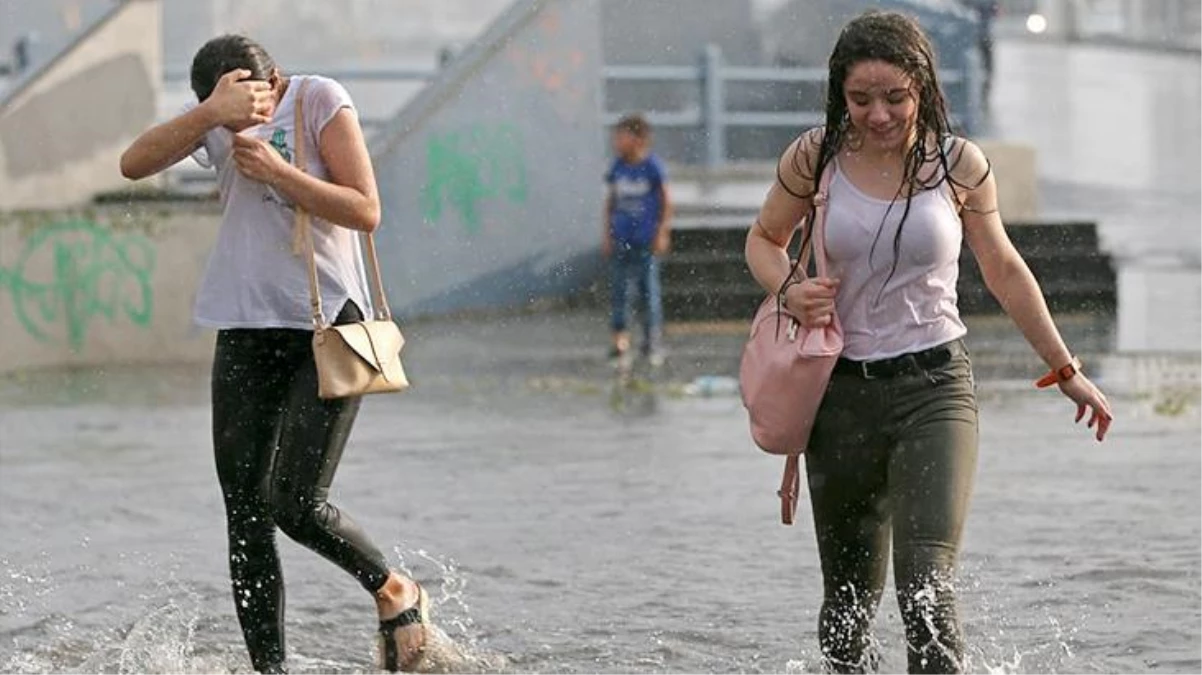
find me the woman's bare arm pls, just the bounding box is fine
[229,106,380,232]
[745,131,819,294]
[120,69,273,180]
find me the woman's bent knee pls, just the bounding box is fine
[270,493,320,542]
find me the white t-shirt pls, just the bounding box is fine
[189,75,372,330]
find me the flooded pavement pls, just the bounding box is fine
[1,308,1199,674]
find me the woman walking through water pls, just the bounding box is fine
[120,35,428,673]
[744,11,1112,673]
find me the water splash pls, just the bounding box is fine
[775,565,1098,674]
[958,565,1093,674]
[1,585,238,674]
[904,573,966,672]
[1,556,54,617]
[116,589,200,673]
[391,546,508,673]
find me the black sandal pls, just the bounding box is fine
[378,582,429,672]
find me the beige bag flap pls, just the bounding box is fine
[327,321,404,374]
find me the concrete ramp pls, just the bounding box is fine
[369,0,605,317]
[0,0,161,210]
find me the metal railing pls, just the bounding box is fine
[602,43,980,167]
[159,43,981,170]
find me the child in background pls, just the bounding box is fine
[603,113,673,369]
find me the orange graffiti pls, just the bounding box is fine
[505,5,586,115]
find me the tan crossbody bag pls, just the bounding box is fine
[291,78,409,399]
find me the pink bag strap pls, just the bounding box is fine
[779,455,800,525]
[812,165,834,277]
[775,164,834,526]
[793,164,835,283]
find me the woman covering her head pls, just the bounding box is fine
[120,34,429,674]
[744,11,1112,673]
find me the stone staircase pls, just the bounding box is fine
[658,206,1117,321]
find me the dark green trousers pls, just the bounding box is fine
[805,339,979,674]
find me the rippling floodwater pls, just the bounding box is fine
[1,308,1198,674]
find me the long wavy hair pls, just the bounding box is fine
[780,11,989,299]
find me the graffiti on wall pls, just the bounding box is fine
[505,7,587,119]
[420,123,528,235]
[0,219,155,349]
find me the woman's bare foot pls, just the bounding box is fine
[376,572,428,672]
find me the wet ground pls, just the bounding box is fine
[1,306,1200,674]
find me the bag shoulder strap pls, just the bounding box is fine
[775,167,834,525]
[292,76,394,328]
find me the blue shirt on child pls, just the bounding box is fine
[606,154,667,247]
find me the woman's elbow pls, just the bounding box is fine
[119,152,147,181]
[745,225,774,263]
[357,199,382,233]
[744,227,758,261]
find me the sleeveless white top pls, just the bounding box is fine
[823,159,967,361]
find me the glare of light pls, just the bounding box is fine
[1026,13,1048,34]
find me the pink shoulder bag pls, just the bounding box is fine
[739,167,843,525]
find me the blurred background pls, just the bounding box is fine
[0,0,1197,351]
[0,2,1198,673]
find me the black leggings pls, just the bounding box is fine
[805,341,979,674]
[212,301,391,673]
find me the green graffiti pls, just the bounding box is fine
[0,219,155,350]
[421,123,528,234]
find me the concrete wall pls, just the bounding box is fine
[0,0,161,210]
[1117,261,1202,353]
[0,203,218,374]
[158,0,513,76]
[977,140,1037,221]
[0,0,120,76]
[601,0,761,66]
[762,0,978,67]
[369,0,607,317]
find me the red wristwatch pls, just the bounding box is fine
[1035,356,1082,388]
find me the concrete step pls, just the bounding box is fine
[660,280,1118,322]
[656,220,1116,321]
[960,253,1115,289]
[958,282,1117,314]
[663,284,764,321]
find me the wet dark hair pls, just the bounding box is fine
[190,34,277,102]
[615,113,652,138]
[780,11,991,300]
